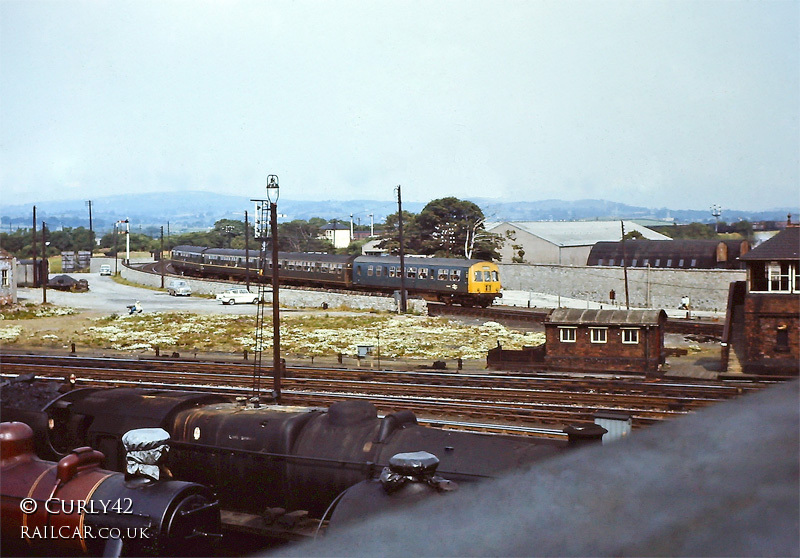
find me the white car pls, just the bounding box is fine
[216,288,259,305]
[167,279,192,296]
[99,264,112,276]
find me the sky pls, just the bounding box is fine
[1,0,798,211]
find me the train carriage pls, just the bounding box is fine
[170,246,501,306]
[352,255,501,306]
[273,252,355,288]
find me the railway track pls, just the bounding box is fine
[2,352,778,432]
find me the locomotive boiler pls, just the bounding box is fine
[19,387,563,524]
[1,421,221,557]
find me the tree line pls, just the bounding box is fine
[0,196,755,262]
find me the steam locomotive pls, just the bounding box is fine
[1,421,221,557]
[170,245,502,307]
[8,387,568,537]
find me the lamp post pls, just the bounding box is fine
[266,175,281,401]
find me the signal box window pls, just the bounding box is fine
[559,327,576,343]
[622,328,639,344]
[590,328,607,343]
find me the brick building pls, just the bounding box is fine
[734,226,799,375]
[488,308,667,375]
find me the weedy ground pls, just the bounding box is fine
[0,304,544,361]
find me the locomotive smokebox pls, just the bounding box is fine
[328,451,457,528]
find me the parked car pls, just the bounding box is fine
[99,264,112,276]
[167,279,192,296]
[216,287,259,305]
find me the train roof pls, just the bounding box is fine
[172,244,206,252]
[355,255,490,267]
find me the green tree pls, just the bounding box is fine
[278,219,332,252]
[417,197,502,260]
[377,210,421,255]
[655,222,717,239]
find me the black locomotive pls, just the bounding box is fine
[170,245,502,306]
[11,387,564,530]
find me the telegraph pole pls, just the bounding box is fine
[41,222,48,304]
[32,207,38,287]
[396,185,407,313]
[244,210,250,291]
[86,200,93,249]
[160,226,165,288]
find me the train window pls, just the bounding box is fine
[590,328,607,343]
[407,267,417,278]
[450,270,461,281]
[559,327,576,343]
[419,268,429,279]
[622,328,639,344]
[367,265,374,277]
[437,269,448,280]
[474,271,483,282]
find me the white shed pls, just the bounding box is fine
[485,220,671,265]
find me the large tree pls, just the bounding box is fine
[379,197,502,260]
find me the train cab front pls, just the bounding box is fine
[466,261,501,307]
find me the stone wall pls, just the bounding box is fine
[498,263,745,312]
[120,262,427,313]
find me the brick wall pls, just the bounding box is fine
[743,294,800,374]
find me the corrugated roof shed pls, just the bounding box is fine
[484,220,670,247]
[739,227,799,261]
[546,308,667,326]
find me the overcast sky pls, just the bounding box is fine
[1,0,797,211]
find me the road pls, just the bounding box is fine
[17,272,264,316]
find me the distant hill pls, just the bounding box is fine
[1,191,795,235]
